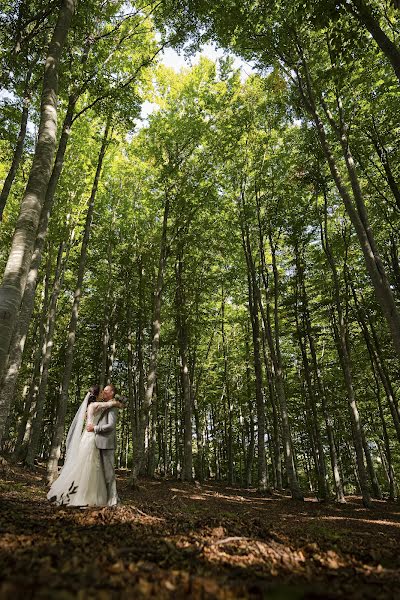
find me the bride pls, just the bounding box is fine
[47,384,124,507]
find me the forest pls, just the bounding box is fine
[0,1,400,598]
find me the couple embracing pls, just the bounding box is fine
[47,384,125,507]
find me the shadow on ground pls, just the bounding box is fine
[1,465,400,599]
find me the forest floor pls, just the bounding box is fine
[0,465,400,599]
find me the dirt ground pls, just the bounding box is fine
[0,465,399,599]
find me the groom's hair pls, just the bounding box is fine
[108,383,117,396]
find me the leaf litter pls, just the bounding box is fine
[1,464,400,599]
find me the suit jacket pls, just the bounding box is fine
[94,407,117,450]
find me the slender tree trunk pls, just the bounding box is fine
[175,365,181,478]
[193,391,204,482]
[268,235,303,499]
[15,256,52,461]
[240,216,268,492]
[131,194,170,485]
[126,283,136,453]
[136,257,145,439]
[0,96,77,447]
[350,281,400,444]
[46,119,110,484]
[319,199,372,507]
[331,306,369,504]
[147,386,157,477]
[305,300,345,502]
[175,251,193,481]
[294,241,328,500]
[361,427,382,499]
[13,321,44,459]
[221,292,234,484]
[0,0,76,394]
[0,67,33,220]
[101,231,116,387]
[389,235,400,294]
[15,355,43,461]
[25,241,67,466]
[376,388,396,500]
[295,55,400,362]
[264,348,281,489]
[244,337,255,487]
[99,313,110,390]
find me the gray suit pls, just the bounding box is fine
[94,407,118,506]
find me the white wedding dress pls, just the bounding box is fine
[47,399,116,507]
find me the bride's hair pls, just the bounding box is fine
[88,384,100,404]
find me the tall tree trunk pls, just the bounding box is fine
[254,194,285,493]
[126,280,137,452]
[268,234,303,499]
[0,95,77,447]
[136,257,145,438]
[240,214,268,492]
[294,241,328,500]
[361,427,382,499]
[389,235,400,295]
[0,0,76,395]
[46,119,110,484]
[131,194,170,485]
[175,251,193,481]
[193,391,204,482]
[0,67,33,220]
[147,385,158,477]
[100,229,116,388]
[350,281,400,444]
[305,291,345,503]
[221,292,234,484]
[376,386,396,500]
[319,197,372,507]
[25,241,67,466]
[15,252,52,461]
[295,53,400,363]
[243,337,255,487]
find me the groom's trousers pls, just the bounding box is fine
[100,448,118,506]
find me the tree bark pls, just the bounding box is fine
[240,211,268,492]
[294,241,329,500]
[14,257,52,461]
[376,387,396,500]
[244,337,255,487]
[304,275,345,502]
[131,194,170,485]
[25,241,67,466]
[175,250,193,481]
[319,195,372,507]
[350,281,400,445]
[0,0,76,391]
[0,94,77,447]
[221,292,234,484]
[361,427,382,499]
[193,389,204,482]
[267,234,303,499]
[295,54,400,363]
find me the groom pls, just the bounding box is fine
[87,383,119,506]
